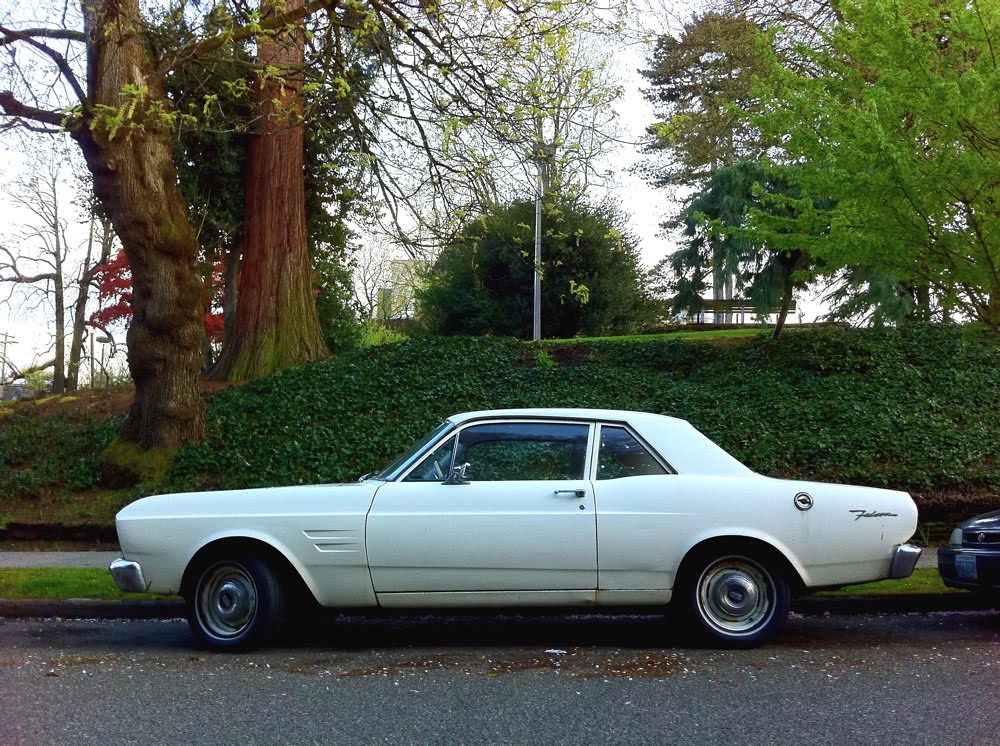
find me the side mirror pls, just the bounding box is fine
[443,462,470,485]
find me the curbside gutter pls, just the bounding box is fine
[792,593,998,616]
[0,595,996,621]
[0,599,185,620]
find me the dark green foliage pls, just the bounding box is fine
[2,326,997,519]
[654,161,819,323]
[166,326,1000,514]
[416,200,657,339]
[0,415,119,499]
[639,11,770,187]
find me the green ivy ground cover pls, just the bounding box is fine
[1,325,997,525]
[167,325,1000,516]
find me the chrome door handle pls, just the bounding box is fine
[554,489,587,498]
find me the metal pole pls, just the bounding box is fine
[0,331,11,397]
[0,331,10,378]
[533,163,543,341]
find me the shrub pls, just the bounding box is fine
[166,325,1000,511]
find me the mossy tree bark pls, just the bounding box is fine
[210,0,328,382]
[72,0,206,448]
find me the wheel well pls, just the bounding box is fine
[675,536,805,594]
[180,537,315,605]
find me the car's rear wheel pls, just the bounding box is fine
[186,554,284,651]
[681,551,789,648]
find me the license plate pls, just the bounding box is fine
[955,555,977,579]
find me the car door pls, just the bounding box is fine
[366,419,597,595]
[590,423,678,592]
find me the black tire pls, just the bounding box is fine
[680,551,790,648]
[185,554,284,651]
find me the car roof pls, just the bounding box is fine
[447,408,689,427]
[446,409,752,476]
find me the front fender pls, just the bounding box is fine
[181,527,378,608]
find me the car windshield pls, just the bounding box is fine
[373,420,455,481]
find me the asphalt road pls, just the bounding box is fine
[2,609,998,745]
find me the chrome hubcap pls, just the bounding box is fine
[197,563,257,639]
[698,558,773,634]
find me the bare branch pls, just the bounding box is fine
[0,24,88,107]
[160,0,343,74]
[0,27,86,47]
[0,90,71,129]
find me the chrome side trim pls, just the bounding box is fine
[889,543,922,579]
[109,558,148,593]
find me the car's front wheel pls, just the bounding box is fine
[681,550,790,648]
[186,554,284,651]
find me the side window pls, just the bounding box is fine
[456,422,589,481]
[597,426,668,480]
[403,436,456,482]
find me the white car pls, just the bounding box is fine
[110,409,921,649]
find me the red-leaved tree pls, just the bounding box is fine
[92,250,226,354]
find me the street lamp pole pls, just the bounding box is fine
[533,164,543,341]
[532,142,555,342]
[97,336,112,387]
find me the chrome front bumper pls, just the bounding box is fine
[889,543,922,579]
[109,558,148,593]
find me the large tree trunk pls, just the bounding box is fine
[210,0,328,382]
[772,277,795,341]
[73,0,205,448]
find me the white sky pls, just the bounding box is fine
[0,148,57,374]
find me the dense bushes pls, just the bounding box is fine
[0,413,119,500]
[1,325,997,523]
[415,200,658,338]
[167,325,1000,513]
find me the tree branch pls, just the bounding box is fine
[0,24,88,107]
[0,90,72,129]
[160,0,343,74]
[0,26,86,47]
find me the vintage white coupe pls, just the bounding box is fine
[110,409,921,649]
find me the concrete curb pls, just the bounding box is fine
[0,599,184,620]
[793,593,999,616]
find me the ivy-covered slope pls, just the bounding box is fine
[166,325,1000,512]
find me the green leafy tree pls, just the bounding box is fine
[0,0,606,450]
[640,11,771,188]
[417,200,655,339]
[749,0,1000,328]
[650,161,821,338]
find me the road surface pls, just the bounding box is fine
[1,609,997,745]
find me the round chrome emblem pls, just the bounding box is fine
[794,492,814,511]
[979,532,987,543]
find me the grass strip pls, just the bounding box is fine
[0,568,176,601]
[814,568,959,597]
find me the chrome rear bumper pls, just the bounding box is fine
[889,543,922,579]
[109,558,147,593]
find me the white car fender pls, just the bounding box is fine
[182,528,321,597]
